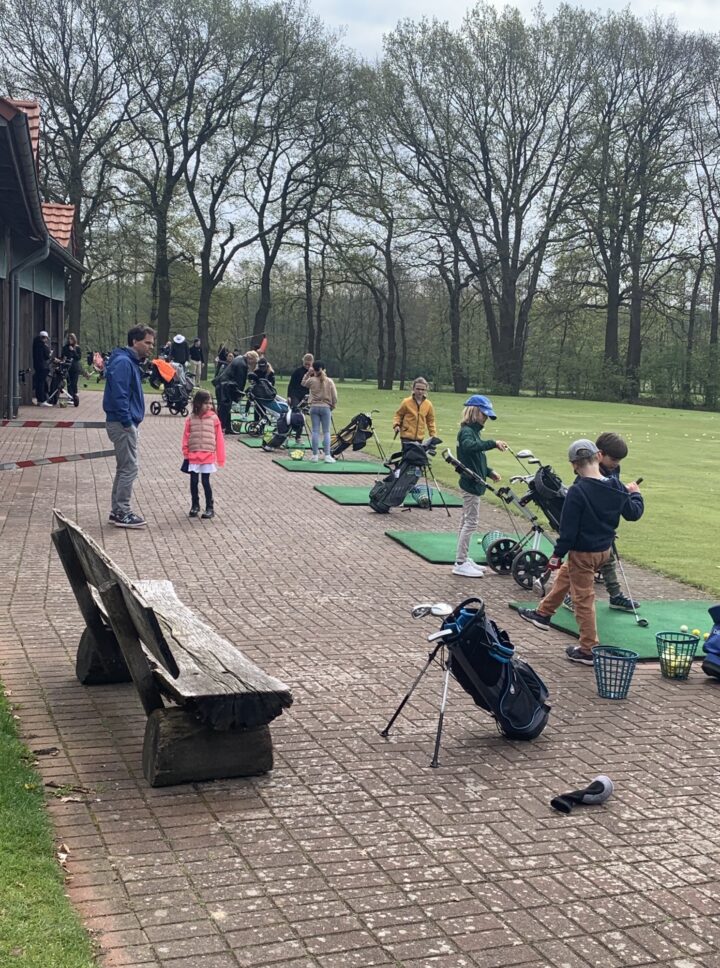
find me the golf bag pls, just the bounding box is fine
[702,604,720,679]
[520,465,567,530]
[443,598,550,740]
[331,412,374,457]
[263,406,306,449]
[369,437,442,514]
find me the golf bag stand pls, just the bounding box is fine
[402,461,452,517]
[380,637,453,768]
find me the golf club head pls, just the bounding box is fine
[411,603,433,619]
[430,603,453,618]
[527,457,541,465]
[515,449,535,459]
[637,618,649,628]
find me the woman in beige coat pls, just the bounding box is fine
[301,360,338,462]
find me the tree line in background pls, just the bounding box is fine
[2,0,720,406]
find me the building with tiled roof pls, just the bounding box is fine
[0,97,82,417]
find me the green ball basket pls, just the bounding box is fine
[480,530,514,552]
[655,631,700,681]
[592,646,639,700]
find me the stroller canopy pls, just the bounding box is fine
[152,358,177,384]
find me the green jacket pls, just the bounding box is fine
[457,423,497,495]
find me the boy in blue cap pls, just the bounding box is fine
[453,395,508,577]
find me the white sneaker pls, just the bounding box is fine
[324,455,337,463]
[40,401,53,407]
[452,560,485,577]
[310,455,319,463]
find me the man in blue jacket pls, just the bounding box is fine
[519,439,644,664]
[103,326,155,528]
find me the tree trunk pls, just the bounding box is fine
[624,262,642,401]
[196,269,213,361]
[253,262,272,335]
[683,254,704,407]
[492,286,522,395]
[604,270,621,364]
[303,223,315,355]
[154,209,171,347]
[383,236,397,390]
[448,284,467,393]
[706,254,720,409]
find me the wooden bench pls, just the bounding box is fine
[51,509,293,786]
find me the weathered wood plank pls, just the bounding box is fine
[142,708,272,787]
[99,581,165,717]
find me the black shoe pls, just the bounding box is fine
[609,594,640,612]
[201,507,214,519]
[565,645,594,665]
[518,608,551,631]
[108,512,119,523]
[73,394,80,407]
[189,506,200,518]
[113,512,147,529]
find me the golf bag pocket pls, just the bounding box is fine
[444,599,550,740]
[702,611,720,678]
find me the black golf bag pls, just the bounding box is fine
[369,437,442,514]
[331,412,374,457]
[263,406,306,449]
[520,465,567,530]
[443,598,550,740]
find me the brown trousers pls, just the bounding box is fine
[538,549,611,652]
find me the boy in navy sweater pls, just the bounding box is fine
[519,439,644,664]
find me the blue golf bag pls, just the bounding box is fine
[702,604,720,679]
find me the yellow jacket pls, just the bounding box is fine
[393,395,437,441]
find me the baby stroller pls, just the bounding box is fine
[485,462,568,590]
[330,410,385,460]
[243,381,288,437]
[148,358,193,416]
[369,437,448,514]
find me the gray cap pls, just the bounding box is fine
[568,439,599,462]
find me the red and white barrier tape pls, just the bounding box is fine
[0,419,106,429]
[0,449,115,472]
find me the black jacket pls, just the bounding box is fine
[189,344,204,362]
[170,340,190,364]
[32,336,51,371]
[215,354,249,392]
[554,476,644,559]
[287,365,309,401]
[63,344,82,372]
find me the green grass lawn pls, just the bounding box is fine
[82,375,719,595]
[0,687,97,966]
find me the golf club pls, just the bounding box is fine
[507,448,536,473]
[612,540,648,627]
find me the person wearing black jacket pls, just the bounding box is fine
[32,330,53,405]
[287,353,313,407]
[188,338,204,382]
[213,350,259,433]
[519,439,644,665]
[62,333,83,404]
[170,335,190,365]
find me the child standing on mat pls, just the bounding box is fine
[302,360,338,463]
[563,432,641,614]
[182,390,225,519]
[519,439,644,664]
[452,395,508,577]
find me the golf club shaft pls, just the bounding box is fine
[612,541,645,626]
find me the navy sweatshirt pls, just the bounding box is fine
[553,475,644,559]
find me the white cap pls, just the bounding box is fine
[173,334,185,343]
[39,330,49,337]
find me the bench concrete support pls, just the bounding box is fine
[142,709,273,787]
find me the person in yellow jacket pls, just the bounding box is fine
[393,377,437,451]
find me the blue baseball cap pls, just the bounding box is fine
[464,394,497,419]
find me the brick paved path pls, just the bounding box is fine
[1,393,718,968]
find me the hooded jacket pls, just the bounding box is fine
[393,395,436,441]
[103,347,145,427]
[554,475,644,559]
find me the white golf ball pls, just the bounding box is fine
[680,624,688,632]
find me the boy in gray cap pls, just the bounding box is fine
[519,439,644,663]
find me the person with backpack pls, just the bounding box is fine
[213,349,258,433]
[519,439,644,664]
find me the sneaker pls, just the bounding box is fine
[562,594,574,612]
[108,512,119,523]
[565,645,594,665]
[518,608,551,631]
[324,455,337,464]
[452,560,485,577]
[189,506,200,518]
[201,507,214,519]
[310,455,319,462]
[40,401,53,407]
[113,512,147,529]
[609,594,639,612]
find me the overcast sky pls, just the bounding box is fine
[311,0,719,58]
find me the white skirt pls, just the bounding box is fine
[188,462,217,474]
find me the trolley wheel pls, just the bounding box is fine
[485,537,521,574]
[149,401,162,416]
[181,408,189,417]
[511,550,549,590]
[246,421,263,437]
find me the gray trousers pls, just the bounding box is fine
[456,493,481,563]
[106,422,139,516]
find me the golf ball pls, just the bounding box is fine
[704,633,710,640]
[692,629,701,637]
[680,625,688,632]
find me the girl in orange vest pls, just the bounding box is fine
[182,390,225,519]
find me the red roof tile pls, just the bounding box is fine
[42,202,75,249]
[4,98,41,161]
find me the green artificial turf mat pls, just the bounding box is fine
[385,530,555,564]
[273,458,383,473]
[239,437,311,449]
[314,484,463,507]
[509,599,716,661]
